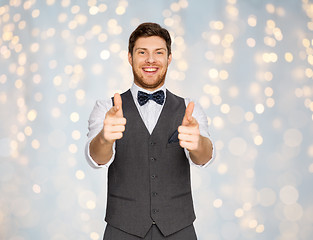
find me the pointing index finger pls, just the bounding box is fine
[112,93,123,117]
[182,101,195,125]
[113,93,122,110]
[185,101,194,120]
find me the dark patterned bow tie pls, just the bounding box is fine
[137,90,165,106]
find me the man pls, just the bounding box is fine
[85,22,215,240]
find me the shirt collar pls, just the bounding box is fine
[130,83,167,103]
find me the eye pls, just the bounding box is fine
[156,51,164,55]
[138,51,145,55]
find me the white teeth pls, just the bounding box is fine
[144,68,157,72]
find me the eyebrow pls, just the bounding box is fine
[135,47,166,52]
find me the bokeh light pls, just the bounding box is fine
[1,0,313,240]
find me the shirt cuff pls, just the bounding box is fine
[85,138,115,168]
[185,134,216,168]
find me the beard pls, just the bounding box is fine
[131,65,168,90]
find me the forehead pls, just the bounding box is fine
[134,36,167,50]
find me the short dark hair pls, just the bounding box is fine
[128,22,172,56]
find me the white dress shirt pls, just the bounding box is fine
[85,83,215,168]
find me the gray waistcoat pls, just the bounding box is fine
[105,89,196,238]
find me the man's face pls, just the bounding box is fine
[128,36,172,91]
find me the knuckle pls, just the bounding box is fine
[103,118,111,125]
[103,125,111,132]
[103,132,110,140]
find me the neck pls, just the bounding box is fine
[133,82,165,92]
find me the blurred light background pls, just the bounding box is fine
[1,0,313,239]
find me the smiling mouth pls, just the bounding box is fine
[143,67,158,73]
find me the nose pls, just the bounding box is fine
[145,53,156,64]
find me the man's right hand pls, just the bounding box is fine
[101,93,127,144]
[90,93,126,165]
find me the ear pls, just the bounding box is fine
[168,53,172,65]
[128,52,133,66]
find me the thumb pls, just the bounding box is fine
[112,93,123,117]
[182,101,195,126]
